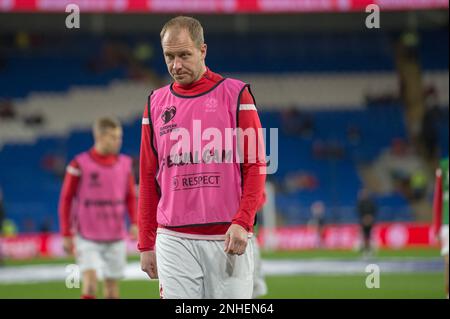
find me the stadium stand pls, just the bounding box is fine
[0,30,448,232]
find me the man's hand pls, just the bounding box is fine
[63,236,74,255]
[224,224,249,256]
[129,224,138,241]
[140,250,158,279]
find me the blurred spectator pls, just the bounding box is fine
[308,201,326,248]
[23,113,44,127]
[347,125,362,146]
[373,138,427,196]
[313,140,345,159]
[0,99,16,120]
[133,42,154,63]
[420,86,441,161]
[299,114,315,139]
[281,108,315,139]
[400,31,420,61]
[281,108,302,136]
[365,90,400,106]
[127,60,152,81]
[87,41,131,74]
[410,170,428,201]
[284,171,319,193]
[15,32,30,51]
[2,219,17,237]
[357,188,377,257]
[41,154,66,180]
[87,40,162,85]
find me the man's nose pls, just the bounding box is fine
[172,57,183,71]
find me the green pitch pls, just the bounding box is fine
[0,248,445,299]
[2,247,441,267]
[0,274,443,299]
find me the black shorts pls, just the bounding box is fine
[362,224,373,239]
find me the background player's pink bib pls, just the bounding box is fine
[149,78,247,227]
[74,152,132,241]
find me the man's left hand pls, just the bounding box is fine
[224,224,248,256]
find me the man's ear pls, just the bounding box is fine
[200,43,207,60]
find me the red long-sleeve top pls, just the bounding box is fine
[138,68,266,251]
[58,148,137,237]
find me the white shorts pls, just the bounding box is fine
[251,236,268,299]
[156,233,254,299]
[441,225,449,257]
[75,236,127,280]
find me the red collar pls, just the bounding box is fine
[89,148,118,166]
[172,67,223,97]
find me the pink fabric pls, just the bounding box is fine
[73,152,132,241]
[149,78,247,227]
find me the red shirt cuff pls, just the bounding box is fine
[231,219,251,232]
[137,244,155,252]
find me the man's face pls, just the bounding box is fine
[97,127,123,155]
[162,28,207,85]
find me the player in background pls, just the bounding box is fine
[357,188,377,258]
[308,201,326,248]
[58,117,137,299]
[138,16,266,299]
[433,157,449,299]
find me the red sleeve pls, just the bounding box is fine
[137,104,160,252]
[433,169,443,235]
[232,88,267,231]
[58,160,80,237]
[126,172,137,224]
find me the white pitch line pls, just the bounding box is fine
[0,259,444,284]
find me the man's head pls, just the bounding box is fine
[93,117,123,155]
[311,201,325,218]
[160,16,207,85]
[358,188,370,201]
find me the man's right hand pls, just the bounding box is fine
[63,236,74,255]
[140,250,158,279]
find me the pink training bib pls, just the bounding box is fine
[73,152,132,241]
[148,78,248,227]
